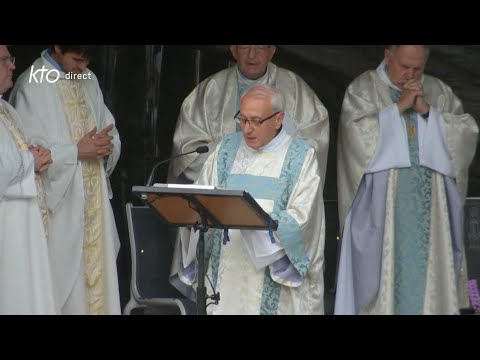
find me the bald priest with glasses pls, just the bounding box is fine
[170,84,325,315]
[168,45,329,191]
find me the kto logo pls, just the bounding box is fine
[28,65,92,83]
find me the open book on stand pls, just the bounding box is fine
[153,183,215,190]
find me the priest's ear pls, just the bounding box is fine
[275,111,285,130]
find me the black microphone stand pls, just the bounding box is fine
[145,146,209,187]
[146,149,196,187]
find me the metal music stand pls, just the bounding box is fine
[132,185,278,315]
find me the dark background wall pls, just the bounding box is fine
[7,45,480,312]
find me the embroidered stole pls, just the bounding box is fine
[56,79,106,315]
[390,89,432,314]
[0,105,49,240]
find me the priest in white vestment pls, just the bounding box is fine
[335,45,479,315]
[171,84,325,315]
[9,46,121,315]
[168,45,329,190]
[0,45,57,314]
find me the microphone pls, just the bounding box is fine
[146,145,209,187]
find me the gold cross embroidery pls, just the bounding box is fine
[407,121,416,142]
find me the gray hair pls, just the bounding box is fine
[241,84,285,112]
[387,45,430,57]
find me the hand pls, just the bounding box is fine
[77,127,98,160]
[78,124,115,161]
[29,146,52,173]
[92,124,114,158]
[94,123,114,139]
[397,79,423,113]
[403,79,430,115]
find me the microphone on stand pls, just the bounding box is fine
[145,145,209,187]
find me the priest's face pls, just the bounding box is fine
[230,45,276,80]
[52,45,90,74]
[0,45,16,95]
[239,93,283,150]
[384,45,428,89]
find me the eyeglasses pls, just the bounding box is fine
[234,110,280,128]
[237,45,271,52]
[0,56,15,66]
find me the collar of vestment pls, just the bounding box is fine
[43,49,65,72]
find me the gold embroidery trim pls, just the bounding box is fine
[0,105,49,240]
[56,80,106,314]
